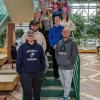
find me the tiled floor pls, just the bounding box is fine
[0,53,100,100]
[80,53,100,100]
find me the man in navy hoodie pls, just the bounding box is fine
[16,30,45,100]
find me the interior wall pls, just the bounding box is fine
[4,0,34,24]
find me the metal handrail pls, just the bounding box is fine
[72,55,80,100]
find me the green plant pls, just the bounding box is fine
[85,14,100,38]
[15,29,24,39]
[0,30,6,48]
[70,14,85,39]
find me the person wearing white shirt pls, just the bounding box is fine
[60,9,76,31]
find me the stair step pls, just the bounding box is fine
[40,97,75,100]
[48,56,52,61]
[42,86,63,90]
[48,61,53,68]
[45,70,53,77]
[0,70,17,74]
[41,89,75,97]
[42,79,62,86]
[41,90,63,97]
[40,97,60,100]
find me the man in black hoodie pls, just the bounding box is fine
[16,30,45,100]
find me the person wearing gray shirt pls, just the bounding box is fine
[55,27,78,100]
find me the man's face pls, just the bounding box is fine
[62,28,71,38]
[54,16,60,26]
[27,34,35,43]
[30,24,39,32]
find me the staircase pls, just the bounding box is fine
[40,55,80,100]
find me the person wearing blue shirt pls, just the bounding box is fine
[49,15,64,79]
[16,30,45,100]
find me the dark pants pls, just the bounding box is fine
[44,31,50,53]
[20,71,43,100]
[50,47,59,79]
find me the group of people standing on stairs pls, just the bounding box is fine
[16,1,78,100]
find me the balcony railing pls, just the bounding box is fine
[0,0,8,26]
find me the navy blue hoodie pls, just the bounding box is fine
[16,41,45,75]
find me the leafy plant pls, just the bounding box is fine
[0,30,6,48]
[85,14,100,38]
[15,29,24,39]
[70,14,85,39]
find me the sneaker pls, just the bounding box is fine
[63,97,68,100]
[59,96,64,100]
[59,97,68,100]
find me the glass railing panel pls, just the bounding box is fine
[75,38,96,50]
[0,0,8,25]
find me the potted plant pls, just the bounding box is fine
[15,28,24,39]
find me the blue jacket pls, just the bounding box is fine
[49,25,64,47]
[16,41,45,75]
